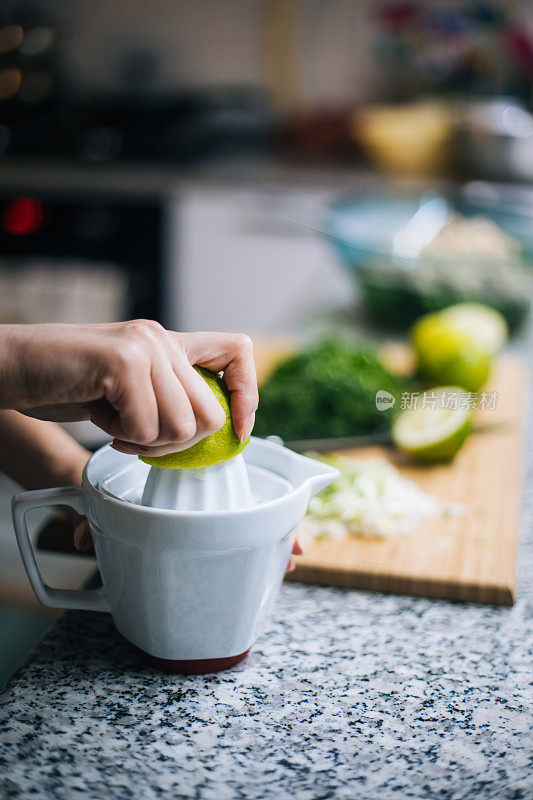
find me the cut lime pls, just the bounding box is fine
[392,386,472,462]
[438,303,507,356]
[139,366,249,470]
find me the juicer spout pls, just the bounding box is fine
[308,462,340,496]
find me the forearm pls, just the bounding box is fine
[0,410,90,489]
[0,324,25,408]
[0,323,97,411]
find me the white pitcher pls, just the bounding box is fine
[12,437,338,673]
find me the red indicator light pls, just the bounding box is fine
[2,196,45,236]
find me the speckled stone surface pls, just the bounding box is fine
[1,553,532,800]
[1,397,533,800]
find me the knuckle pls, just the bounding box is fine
[168,417,197,443]
[130,420,159,444]
[143,319,165,335]
[205,404,226,433]
[194,396,226,434]
[125,319,165,341]
[214,403,227,426]
[99,372,117,396]
[233,333,253,353]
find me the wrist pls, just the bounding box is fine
[0,408,91,490]
[40,441,90,488]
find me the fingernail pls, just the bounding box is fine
[241,413,255,443]
[110,443,132,454]
[293,539,305,556]
[111,442,148,455]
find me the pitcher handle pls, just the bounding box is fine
[12,486,109,612]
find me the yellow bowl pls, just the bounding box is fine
[354,102,455,176]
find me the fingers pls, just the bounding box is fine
[92,362,160,445]
[174,358,226,439]
[74,518,93,552]
[286,535,305,573]
[112,437,204,458]
[292,536,304,556]
[151,355,197,444]
[112,356,226,456]
[178,332,258,441]
[94,342,198,448]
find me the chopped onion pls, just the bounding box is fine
[302,456,462,540]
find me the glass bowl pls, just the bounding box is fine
[326,184,533,332]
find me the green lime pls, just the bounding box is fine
[438,303,507,356]
[139,366,249,469]
[392,386,472,462]
[411,311,492,392]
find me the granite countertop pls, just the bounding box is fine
[1,527,532,800]
[1,381,532,800]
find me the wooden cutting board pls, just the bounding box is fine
[254,341,527,606]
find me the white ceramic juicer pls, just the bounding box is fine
[13,437,338,673]
[140,452,254,511]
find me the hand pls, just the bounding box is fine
[286,536,304,573]
[0,321,258,457]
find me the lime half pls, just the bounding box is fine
[392,386,472,462]
[140,366,249,470]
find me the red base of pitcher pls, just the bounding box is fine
[132,645,250,674]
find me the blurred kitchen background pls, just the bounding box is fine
[1,0,533,683]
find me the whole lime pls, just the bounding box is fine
[438,303,508,356]
[139,366,249,469]
[411,312,492,392]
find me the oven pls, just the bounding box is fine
[0,184,163,326]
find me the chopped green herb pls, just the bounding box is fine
[254,338,407,441]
